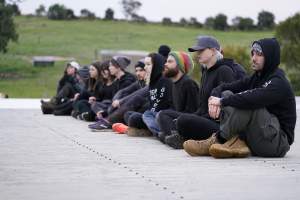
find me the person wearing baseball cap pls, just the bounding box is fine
[169,35,241,149]
[184,38,296,159]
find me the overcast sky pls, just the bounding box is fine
[18,0,299,23]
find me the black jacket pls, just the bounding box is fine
[196,59,236,116]
[57,74,82,94]
[173,74,199,113]
[211,38,296,145]
[148,53,173,112]
[113,80,145,103]
[112,72,136,96]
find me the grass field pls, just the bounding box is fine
[0,16,274,98]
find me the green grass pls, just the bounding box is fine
[0,16,274,98]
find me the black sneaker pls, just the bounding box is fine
[71,110,79,119]
[165,133,185,149]
[158,132,168,144]
[81,112,95,121]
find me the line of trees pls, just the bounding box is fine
[32,2,276,31]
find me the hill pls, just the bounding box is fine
[0,16,273,97]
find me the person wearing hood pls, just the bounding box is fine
[171,35,241,149]
[184,38,296,158]
[156,51,199,146]
[126,53,173,136]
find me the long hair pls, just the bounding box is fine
[99,60,115,84]
[88,61,102,92]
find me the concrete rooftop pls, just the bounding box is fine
[0,98,299,200]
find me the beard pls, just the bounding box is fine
[164,67,179,78]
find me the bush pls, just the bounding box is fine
[287,71,300,95]
[276,13,300,70]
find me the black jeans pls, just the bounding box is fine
[124,111,147,129]
[176,113,219,140]
[156,110,182,136]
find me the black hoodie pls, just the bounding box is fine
[112,71,136,96]
[195,58,236,116]
[148,53,173,112]
[211,38,296,145]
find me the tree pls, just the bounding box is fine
[104,8,114,20]
[80,9,96,20]
[276,13,300,70]
[131,13,147,23]
[214,13,228,30]
[162,17,172,26]
[204,17,214,29]
[232,16,255,30]
[257,10,275,29]
[179,17,188,27]
[189,17,202,28]
[9,3,20,15]
[47,4,76,20]
[0,0,18,53]
[35,4,46,17]
[121,0,142,20]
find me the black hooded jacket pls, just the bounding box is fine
[112,72,136,96]
[211,38,297,145]
[195,58,236,116]
[148,53,173,112]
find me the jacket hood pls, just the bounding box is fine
[252,38,280,78]
[149,53,165,85]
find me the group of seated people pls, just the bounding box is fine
[41,35,297,159]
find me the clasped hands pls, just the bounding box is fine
[208,96,222,119]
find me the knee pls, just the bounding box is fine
[128,113,141,127]
[156,110,166,125]
[176,114,188,130]
[221,90,234,98]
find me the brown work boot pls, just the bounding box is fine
[126,127,152,137]
[209,135,250,158]
[183,133,218,156]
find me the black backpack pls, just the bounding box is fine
[223,58,247,80]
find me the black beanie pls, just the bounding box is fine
[158,45,171,58]
[135,59,145,69]
[111,56,131,69]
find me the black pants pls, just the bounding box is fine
[56,83,77,100]
[73,99,95,120]
[107,96,148,124]
[124,111,147,129]
[176,113,219,140]
[157,110,182,136]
